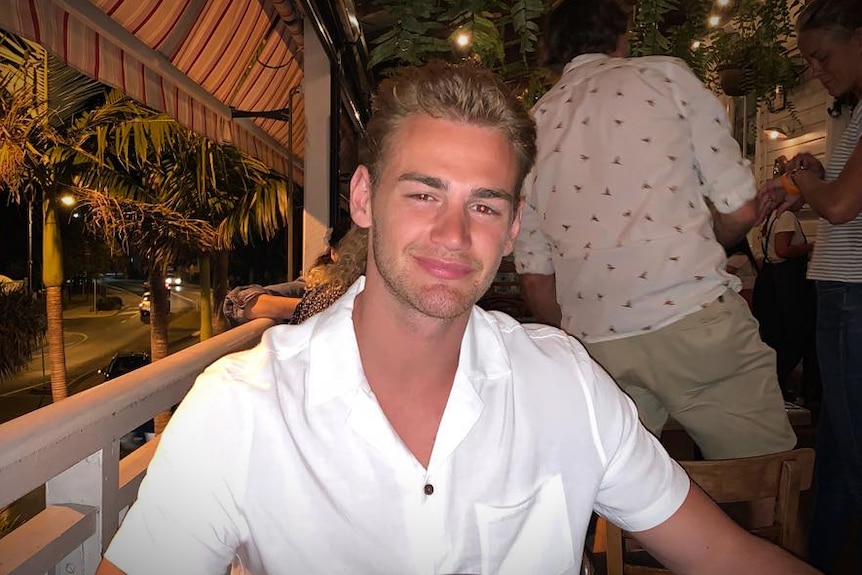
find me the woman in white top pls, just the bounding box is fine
[752,206,816,401]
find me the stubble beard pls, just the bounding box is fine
[370,223,496,321]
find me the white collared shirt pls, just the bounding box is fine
[106,278,689,575]
[515,54,751,342]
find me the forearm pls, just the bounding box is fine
[637,486,819,575]
[797,170,862,224]
[520,273,562,328]
[776,243,812,260]
[712,201,757,248]
[715,533,820,575]
[674,530,819,575]
[244,294,300,320]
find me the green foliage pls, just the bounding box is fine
[632,0,802,104]
[705,0,803,104]
[0,285,45,379]
[630,0,679,58]
[367,0,545,76]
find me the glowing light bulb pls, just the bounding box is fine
[691,40,702,50]
[455,31,471,48]
[708,14,721,27]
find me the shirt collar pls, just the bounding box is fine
[562,53,612,76]
[305,277,513,408]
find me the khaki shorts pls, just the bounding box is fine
[584,290,797,459]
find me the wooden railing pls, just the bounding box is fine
[0,318,274,575]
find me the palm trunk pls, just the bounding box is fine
[212,251,230,334]
[148,265,171,433]
[44,286,67,401]
[43,198,67,402]
[198,255,212,341]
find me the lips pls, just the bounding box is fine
[414,255,475,280]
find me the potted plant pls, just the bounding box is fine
[705,0,803,104]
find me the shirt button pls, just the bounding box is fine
[424,483,434,496]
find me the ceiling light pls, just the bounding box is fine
[708,15,721,27]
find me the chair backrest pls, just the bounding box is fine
[603,448,815,575]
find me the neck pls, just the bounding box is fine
[352,279,469,395]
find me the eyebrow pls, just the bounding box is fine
[398,172,514,202]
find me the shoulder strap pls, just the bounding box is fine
[761,213,778,264]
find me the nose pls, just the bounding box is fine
[808,60,826,80]
[430,203,471,250]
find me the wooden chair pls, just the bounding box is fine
[603,448,816,575]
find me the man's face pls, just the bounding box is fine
[351,114,522,321]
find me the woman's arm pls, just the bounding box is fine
[794,138,862,224]
[773,231,812,260]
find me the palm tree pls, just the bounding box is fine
[86,99,289,339]
[157,132,289,337]
[0,32,107,402]
[77,187,221,431]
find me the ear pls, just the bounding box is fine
[502,200,523,256]
[350,165,373,229]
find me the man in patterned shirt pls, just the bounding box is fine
[515,0,796,460]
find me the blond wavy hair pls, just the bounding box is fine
[362,61,537,205]
[304,224,368,291]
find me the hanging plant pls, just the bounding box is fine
[705,0,804,104]
[366,0,545,79]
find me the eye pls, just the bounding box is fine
[409,193,437,202]
[472,203,502,216]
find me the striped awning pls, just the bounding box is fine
[1,0,306,181]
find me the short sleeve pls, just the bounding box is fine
[514,169,555,275]
[773,211,798,235]
[581,352,690,532]
[104,365,252,574]
[668,60,756,214]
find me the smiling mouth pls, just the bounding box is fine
[414,256,475,280]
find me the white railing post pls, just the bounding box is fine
[46,444,118,575]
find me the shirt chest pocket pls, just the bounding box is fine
[475,474,576,575]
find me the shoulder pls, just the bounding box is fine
[478,309,602,391]
[774,210,799,231]
[197,320,316,395]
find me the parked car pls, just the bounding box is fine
[98,351,154,451]
[138,289,170,322]
[98,351,150,380]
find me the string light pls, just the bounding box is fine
[708,14,721,27]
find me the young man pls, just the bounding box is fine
[97,63,817,574]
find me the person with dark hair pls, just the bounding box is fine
[222,216,356,325]
[97,61,815,575]
[516,0,795,462]
[758,0,862,569]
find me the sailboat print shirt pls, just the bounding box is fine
[515,54,753,343]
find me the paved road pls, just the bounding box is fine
[0,280,203,422]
